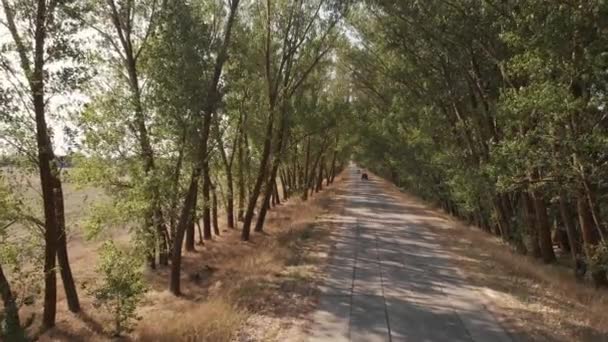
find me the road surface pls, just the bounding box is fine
[308,166,513,342]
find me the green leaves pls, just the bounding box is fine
[89,241,147,336]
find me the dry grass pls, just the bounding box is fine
[372,172,608,342]
[136,297,246,342]
[34,174,346,341]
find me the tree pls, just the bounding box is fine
[240,0,345,240]
[1,0,82,328]
[89,241,146,337]
[344,0,608,284]
[169,0,241,296]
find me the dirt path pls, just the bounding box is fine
[307,165,513,342]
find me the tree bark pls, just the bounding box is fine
[280,171,289,200]
[212,185,220,236]
[531,190,556,263]
[315,156,324,192]
[185,190,197,251]
[55,182,80,312]
[0,263,25,340]
[254,109,288,233]
[241,110,274,240]
[301,137,311,200]
[273,179,281,204]
[522,192,541,259]
[170,171,200,295]
[559,192,580,264]
[577,194,608,286]
[237,132,246,222]
[202,170,212,240]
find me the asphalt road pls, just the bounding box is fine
[308,166,512,342]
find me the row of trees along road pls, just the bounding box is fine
[4,0,608,338]
[346,0,608,287]
[0,0,352,337]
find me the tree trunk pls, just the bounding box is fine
[0,263,25,341]
[55,208,80,314]
[170,170,200,295]
[33,17,59,330]
[202,169,212,240]
[237,126,246,222]
[577,194,608,287]
[241,109,274,240]
[255,176,274,233]
[155,208,169,266]
[196,221,204,245]
[280,171,288,200]
[492,197,509,241]
[273,179,280,205]
[301,137,311,200]
[225,171,235,228]
[212,185,220,236]
[523,192,541,259]
[559,192,581,264]
[170,131,187,237]
[531,190,556,263]
[185,189,197,252]
[315,156,324,192]
[255,96,292,233]
[214,113,237,229]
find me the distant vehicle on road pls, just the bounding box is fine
[361,173,368,180]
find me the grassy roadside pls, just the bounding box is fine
[372,173,608,342]
[39,174,346,341]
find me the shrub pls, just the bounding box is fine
[89,241,147,337]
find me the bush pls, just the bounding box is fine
[90,241,147,337]
[590,241,608,273]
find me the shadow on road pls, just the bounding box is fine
[306,168,514,342]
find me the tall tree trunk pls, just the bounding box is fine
[531,190,556,263]
[0,264,25,341]
[185,190,197,251]
[214,112,238,229]
[29,0,59,326]
[270,186,276,207]
[306,142,328,199]
[202,169,212,240]
[273,179,280,204]
[523,192,541,259]
[492,197,509,241]
[169,130,187,245]
[196,221,204,245]
[254,110,288,233]
[280,171,289,200]
[237,133,246,222]
[212,184,220,236]
[301,137,311,200]
[559,192,581,265]
[225,170,235,228]
[241,110,274,240]
[577,194,608,287]
[170,170,200,295]
[315,156,324,192]
[54,182,80,312]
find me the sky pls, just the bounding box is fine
[0,15,96,156]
